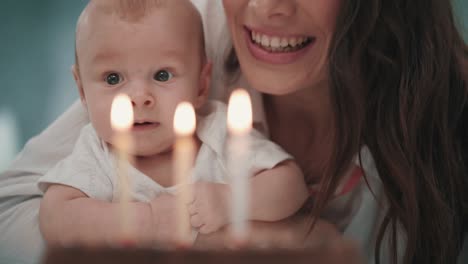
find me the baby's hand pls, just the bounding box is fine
[188,181,230,234]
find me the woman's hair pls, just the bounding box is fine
[325,0,468,263]
[225,0,468,263]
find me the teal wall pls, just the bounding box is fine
[0,0,87,150]
[455,0,468,40]
[0,0,467,161]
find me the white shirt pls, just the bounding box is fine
[37,101,291,203]
[35,101,291,244]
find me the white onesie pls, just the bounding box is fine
[37,101,292,204]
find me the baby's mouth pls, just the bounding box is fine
[247,27,315,53]
[132,121,160,129]
[134,121,152,126]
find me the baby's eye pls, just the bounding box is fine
[154,70,173,82]
[105,73,122,85]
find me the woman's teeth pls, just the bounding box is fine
[250,30,313,52]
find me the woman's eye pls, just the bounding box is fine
[154,70,173,82]
[105,73,121,85]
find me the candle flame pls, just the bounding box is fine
[111,94,134,131]
[174,102,196,136]
[227,89,252,134]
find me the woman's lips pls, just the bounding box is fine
[244,27,315,65]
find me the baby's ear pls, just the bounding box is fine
[194,61,212,109]
[71,64,86,106]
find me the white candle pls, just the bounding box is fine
[227,88,252,243]
[173,102,196,246]
[110,94,134,244]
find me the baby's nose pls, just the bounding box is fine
[131,95,154,108]
[128,84,155,108]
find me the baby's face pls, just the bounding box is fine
[75,5,208,157]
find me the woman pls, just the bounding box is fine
[215,0,467,263]
[0,0,466,263]
[181,0,468,263]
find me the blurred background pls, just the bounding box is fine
[0,0,467,172]
[0,0,87,171]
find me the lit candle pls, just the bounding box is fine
[227,88,252,243]
[173,102,196,246]
[110,94,134,244]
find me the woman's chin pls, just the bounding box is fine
[243,76,306,96]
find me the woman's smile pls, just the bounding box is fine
[223,0,339,95]
[244,26,316,64]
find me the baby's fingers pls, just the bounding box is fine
[191,214,204,228]
[199,224,216,234]
[188,203,198,216]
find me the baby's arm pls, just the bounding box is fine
[248,160,308,221]
[39,184,179,246]
[189,160,308,233]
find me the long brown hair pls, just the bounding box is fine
[324,0,468,263]
[223,0,468,263]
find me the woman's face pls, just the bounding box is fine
[223,0,340,95]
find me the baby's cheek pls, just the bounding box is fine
[90,114,113,143]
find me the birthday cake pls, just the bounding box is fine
[41,246,355,264]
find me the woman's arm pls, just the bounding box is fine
[1,101,88,182]
[40,184,181,246]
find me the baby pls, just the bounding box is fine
[38,0,308,246]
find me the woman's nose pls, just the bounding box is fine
[249,0,296,21]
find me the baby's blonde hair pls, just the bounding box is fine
[75,0,206,68]
[95,0,164,23]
